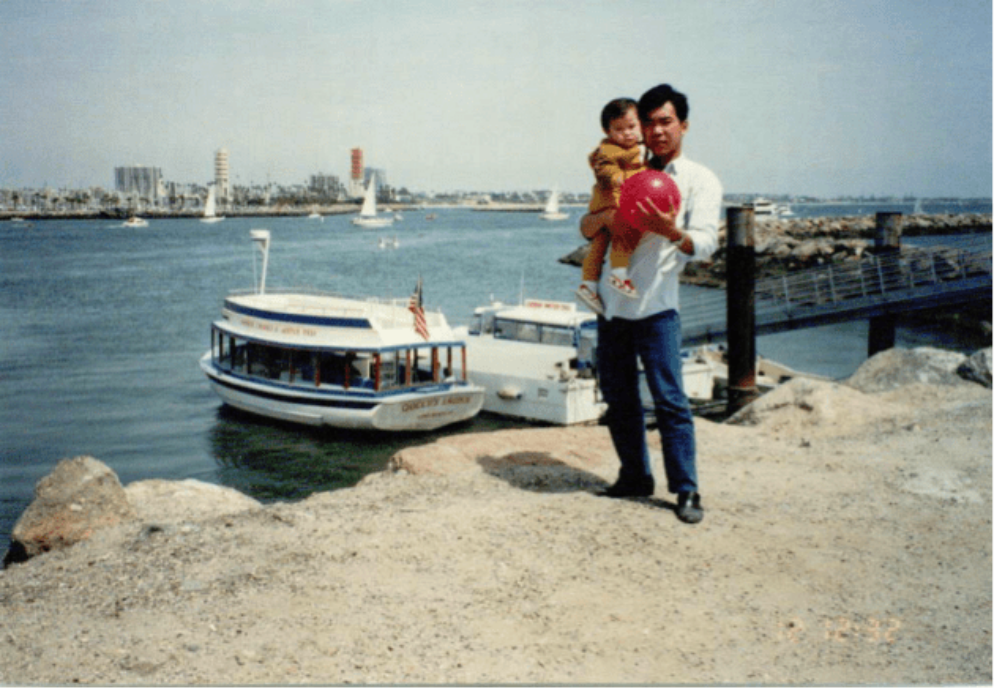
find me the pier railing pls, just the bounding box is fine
[680,244,992,347]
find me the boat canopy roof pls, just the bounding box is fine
[480,299,597,329]
[217,291,465,352]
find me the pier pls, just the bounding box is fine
[689,209,991,411]
[681,240,992,347]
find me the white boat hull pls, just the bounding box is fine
[201,354,484,431]
[466,334,605,425]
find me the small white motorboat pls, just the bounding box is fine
[123,216,149,228]
[460,298,603,425]
[460,298,721,425]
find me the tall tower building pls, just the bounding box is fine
[349,147,364,198]
[214,148,230,204]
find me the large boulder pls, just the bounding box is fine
[124,478,261,525]
[4,456,137,566]
[845,347,971,393]
[725,377,904,438]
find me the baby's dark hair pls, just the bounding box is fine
[600,98,638,132]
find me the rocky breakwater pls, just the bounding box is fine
[560,212,993,288]
[0,346,990,685]
[691,212,992,289]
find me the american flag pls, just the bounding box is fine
[408,276,429,340]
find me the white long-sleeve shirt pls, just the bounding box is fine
[599,154,723,320]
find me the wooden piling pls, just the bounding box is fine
[726,205,759,413]
[868,212,903,356]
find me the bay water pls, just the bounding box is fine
[1,202,989,549]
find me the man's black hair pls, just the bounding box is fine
[637,84,689,122]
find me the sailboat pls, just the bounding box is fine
[351,173,394,228]
[201,185,225,224]
[539,189,568,221]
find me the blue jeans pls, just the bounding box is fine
[597,309,698,494]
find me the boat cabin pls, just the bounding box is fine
[469,299,598,370]
[208,291,469,395]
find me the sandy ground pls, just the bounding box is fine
[0,378,990,685]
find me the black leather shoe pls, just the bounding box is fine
[676,491,704,523]
[599,477,655,498]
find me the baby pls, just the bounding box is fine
[576,97,646,314]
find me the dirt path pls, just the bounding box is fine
[0,379,990,685]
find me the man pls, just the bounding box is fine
[581,83,722,524]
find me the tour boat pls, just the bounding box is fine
[200,230,484,431]
[460,298,719,425]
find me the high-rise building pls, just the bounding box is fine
[114,165,162,202]
[364,167,390,200]
[349,148,364,198]
[309,173,343,199]
[214,148,230,204]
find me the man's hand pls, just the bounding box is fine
[579,209,615,240]
[635,197,680,241]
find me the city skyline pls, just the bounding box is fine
[1,0,990,198]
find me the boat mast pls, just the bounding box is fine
[250,229,270,294]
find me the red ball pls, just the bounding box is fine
[617,169,681,231]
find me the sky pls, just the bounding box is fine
[1,0,991,198]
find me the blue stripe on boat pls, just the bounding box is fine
[225,300,373,329]
[208,373,379,410]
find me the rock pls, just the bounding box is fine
[844,347,970,393]
[124,479,262,525]
[956,348,993,388]
[4,456,137,566]
[725,377,904,438]
[557,243,589,267]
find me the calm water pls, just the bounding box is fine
[1,203,990,549]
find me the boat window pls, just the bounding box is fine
[577,329,597,370]
[494,319,540,343]
[380,350,401,389]
[492,319,574,346]
[246,344,284,379]
[410,347,436,383]
[233,341,246,372]
[474,312,496,335]
[540,325,574,347]
[318,352,349,387]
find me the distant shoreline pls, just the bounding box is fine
[0,205,360,221]
[2,203,990,222]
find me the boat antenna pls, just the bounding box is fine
[250,229,271,294]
